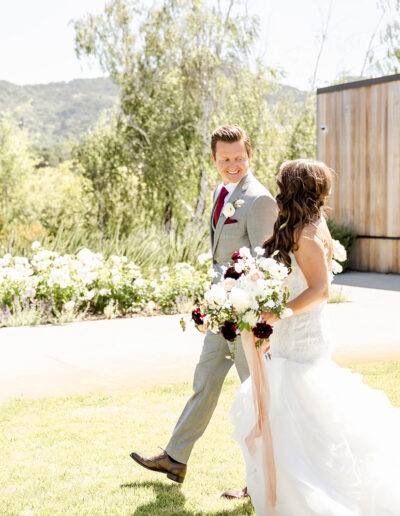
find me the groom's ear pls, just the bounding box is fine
[248,150,252,160]
[211,153,216,163]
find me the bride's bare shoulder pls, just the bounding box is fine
[294,220,333,273]
[295,225,326,255]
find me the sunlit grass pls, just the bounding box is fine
[0,362,398,515]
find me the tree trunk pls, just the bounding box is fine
[164,202,172,233]
[193,165,208,229]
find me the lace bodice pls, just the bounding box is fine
[270,253,332,362]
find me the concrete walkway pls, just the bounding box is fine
[1,272,399,403]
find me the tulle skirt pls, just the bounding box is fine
[230,356,400,515]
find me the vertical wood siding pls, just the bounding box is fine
[317,80,400,273]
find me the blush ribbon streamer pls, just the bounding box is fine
[241,329,276,515]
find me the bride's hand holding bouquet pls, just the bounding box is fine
[191,246,291,354]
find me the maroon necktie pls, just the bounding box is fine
[213,186,229,227]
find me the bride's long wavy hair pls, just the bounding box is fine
[263,159,332,269]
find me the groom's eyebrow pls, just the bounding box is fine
[220,153,246,158]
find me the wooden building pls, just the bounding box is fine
[317,74,400,273]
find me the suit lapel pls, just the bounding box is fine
[212,173,252,256]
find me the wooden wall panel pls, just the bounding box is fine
[317,78,400,273]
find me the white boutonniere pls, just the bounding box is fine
[222,199,245,218]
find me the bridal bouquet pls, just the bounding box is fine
[191,247,291,351]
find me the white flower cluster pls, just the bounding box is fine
[331,238,347,274]
[199,246,290,335]
[197,252,212,266]
[0,243,213,324]
[0,242,149,318]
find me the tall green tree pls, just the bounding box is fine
[74,0,276,231]
[370,0,400,74]
[74,122,135,239]
[0,114,36,230]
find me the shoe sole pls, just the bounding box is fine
[129,453,185,484]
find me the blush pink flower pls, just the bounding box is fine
[249,270,262,282]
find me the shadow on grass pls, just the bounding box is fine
[120,480,253,515]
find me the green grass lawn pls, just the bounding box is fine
[1,362,399,516]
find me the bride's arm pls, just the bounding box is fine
[262,232,330,323]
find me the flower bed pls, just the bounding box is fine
[0,239,346,327]
[0,243,210,326]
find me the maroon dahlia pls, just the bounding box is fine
[191,308,205,325]
[224,266,242,280]
[221,320,238,342]
[253,321,273,340]
[231,251,242,262]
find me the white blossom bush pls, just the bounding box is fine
[150,262,209,314]
[0,238,346,327]
[0,242,210,325]
[0,243,152,325]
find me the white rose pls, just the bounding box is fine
[239,247,252,259]
[229,287,254,313]
[242,310,260,327]
[234,260,246,273]
[258,257,274,272]
[204,285,227,306]
[222,202,235,218]
[254,246,264,256]
[274,264,289,281]
[264,299,275,309]
[223,278,236,291]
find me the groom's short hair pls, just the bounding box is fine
[211,125,252,157]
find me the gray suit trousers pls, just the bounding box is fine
[165,330,250,464]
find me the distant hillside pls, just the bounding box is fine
[0,77,307,148]
[0,78,119,148]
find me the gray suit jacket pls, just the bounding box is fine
[210,172,277,273]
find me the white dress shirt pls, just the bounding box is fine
[215,178,240,207]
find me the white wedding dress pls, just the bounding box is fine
[230,254,400,515]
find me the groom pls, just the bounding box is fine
[130,124,277,496]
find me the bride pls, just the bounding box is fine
[230,159,400,515]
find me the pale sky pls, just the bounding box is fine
[0,0,395,90]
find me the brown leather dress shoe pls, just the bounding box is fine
[130,450,187,484]
[220,487,249,499]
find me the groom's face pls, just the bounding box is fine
[211,139,251,184]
